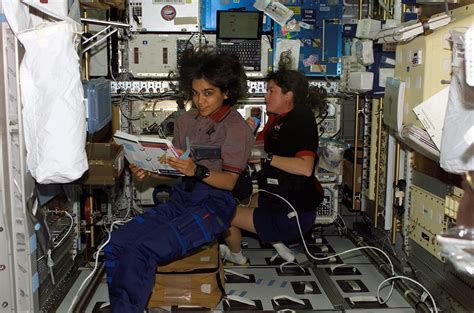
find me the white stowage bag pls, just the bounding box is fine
[3,0,88,183]
[439,30,474,174]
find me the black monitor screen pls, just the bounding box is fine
[217,11,263,40]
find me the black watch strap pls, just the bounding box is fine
[194,164,210,180]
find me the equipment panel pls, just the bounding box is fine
[315,183,339,225]
[129,0,200,32]
[409,185,445,261]
[127,33,272,79]
[273,0,343,77]
[128,33,210,78]
[318,97,341,139]
[394,8,474,127]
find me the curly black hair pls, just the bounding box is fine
[178,50,247,106]
[265,69,327,113]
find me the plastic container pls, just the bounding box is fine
[84,77,112,134]
[437,226,474,275]
[318,139,350,174]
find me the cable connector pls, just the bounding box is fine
[47,249,56,285]
[420,291,429,302]
[47,249,54,267]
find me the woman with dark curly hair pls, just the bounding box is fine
[104,51,254,313]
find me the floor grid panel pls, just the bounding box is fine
[57,234,415,312]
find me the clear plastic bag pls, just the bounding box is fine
[318,139,350,175]
[253,0,294,26]
[437,227,474,275]
[440,30,474,174]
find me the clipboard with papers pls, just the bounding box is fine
[113,131,183,176]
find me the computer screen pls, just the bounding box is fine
[217,11,262,40]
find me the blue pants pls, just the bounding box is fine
[104,182,236,313]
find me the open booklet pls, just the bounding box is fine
[113,131,183,176]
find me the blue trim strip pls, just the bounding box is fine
[134,216,145,224]
[192,213,210,242]
[107,276,113,284]
[30,234,37,253]
[32,272,39,293]
[105,260,116,268]
[167,222,186,255]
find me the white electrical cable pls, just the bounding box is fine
[42,210,75,286]
[257,189,438,313]
[67,219,129,313]
[54,210,75,249]
[334,210,347,231]
[47,249,55,285]
[378,0,391,13]
[377,276,438,313]
[279,260,304,273]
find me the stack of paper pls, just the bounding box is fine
[401,124,440,161]
[413,86,450,150]
[375,14,451,44]
[375,20,423,43]
[428,14,451,31]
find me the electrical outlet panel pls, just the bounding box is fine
[309,81,339,93]
[315,183,339,225]
[111,81,177,94]
[247,81,267,96]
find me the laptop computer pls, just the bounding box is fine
[216,10,263,72]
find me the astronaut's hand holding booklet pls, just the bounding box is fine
[113,131,183,176]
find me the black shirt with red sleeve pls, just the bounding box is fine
[259,104,323,212]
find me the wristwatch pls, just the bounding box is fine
[261,153,273,168]
[194,164,210,180]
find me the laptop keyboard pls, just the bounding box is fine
[217,40,261,71]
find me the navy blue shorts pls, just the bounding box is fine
[253,193,316,243]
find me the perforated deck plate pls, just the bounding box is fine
[218,267,334,310]
[328,264,413,309]
[217,235,413,312]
